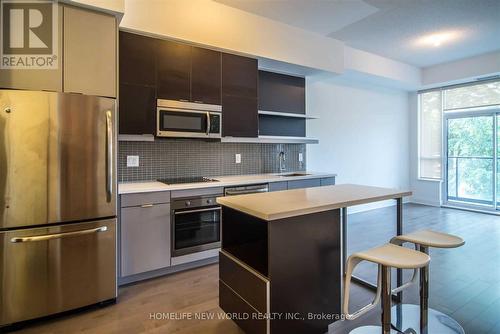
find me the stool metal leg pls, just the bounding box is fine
[391,246,464,334]
[349,265,399,334]
[419,246,429,334]
[381,265,392,334]
[396,198,403,303]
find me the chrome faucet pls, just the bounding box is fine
[278,151,286,173]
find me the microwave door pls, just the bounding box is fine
[158,109,208,138]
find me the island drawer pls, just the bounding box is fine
[219,280,269,334]
[219,251,269,313]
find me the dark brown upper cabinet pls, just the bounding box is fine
[222,54,258,98]
[119,83,156,135]
[157,39,191,101]
[191,47,221,105]
[258,71,305,114]
[119,31,157,135]
[119,32,157,87]
[157,41,221,104]
[222,54,258,137]
[222,95,258,138]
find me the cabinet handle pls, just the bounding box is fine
[194,100,204,104]
[179,99,189,102]
[141,204,154,208]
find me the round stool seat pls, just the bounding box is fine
[352,243,430,269]
[393,229,464,248]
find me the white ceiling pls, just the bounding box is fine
[215,0,500,68]
[215,0,380,35]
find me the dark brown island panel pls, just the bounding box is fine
[219,206,341,334]
[217,184,413,334]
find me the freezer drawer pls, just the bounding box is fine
[0,219,117,326]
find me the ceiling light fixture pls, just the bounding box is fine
[414,30,463,48]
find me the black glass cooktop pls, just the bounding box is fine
[157,177,219,185]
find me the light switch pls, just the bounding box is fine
[127,155,139,167]
[235,154,241,164]
[299,153,303,162]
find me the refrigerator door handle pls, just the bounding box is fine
[105,110,113,201]
[10,226,108,243]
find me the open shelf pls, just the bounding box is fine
[258,110,318,119]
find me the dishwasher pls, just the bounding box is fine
[224,183,269,196]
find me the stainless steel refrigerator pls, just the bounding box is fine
[0,90,117,327]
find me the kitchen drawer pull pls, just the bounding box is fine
[141,204,154,208]
[10,226,108,243]
[194,100,204,104]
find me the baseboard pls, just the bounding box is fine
[409,197,441,207]
[119,256,219,286]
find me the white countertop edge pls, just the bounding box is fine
[217,191,412,221]
[118,172,337,194]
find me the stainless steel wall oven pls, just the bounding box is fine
[171,194,222,257]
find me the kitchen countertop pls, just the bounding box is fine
[216,184,412,221]
[118,172,337,194]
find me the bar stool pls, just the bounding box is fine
[343,243,430,334]
[390,229,465,334]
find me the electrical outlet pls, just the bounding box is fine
[127,155,139,167]
[235,154,241,164]
[298,153,303,162]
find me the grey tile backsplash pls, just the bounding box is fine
[118,139,306,182]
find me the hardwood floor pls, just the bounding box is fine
[10,204,500,334]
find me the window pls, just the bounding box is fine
[418,80,500,181]
[419,91,442,179]
[418,79,500,210]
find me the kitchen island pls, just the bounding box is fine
[216,184,412,334]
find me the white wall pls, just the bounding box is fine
[306,74,410,213]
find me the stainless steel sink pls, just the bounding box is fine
[279,173,311,177]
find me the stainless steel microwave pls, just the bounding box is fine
[157,99,222,139]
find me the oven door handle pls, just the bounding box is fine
[174,207,221,215]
